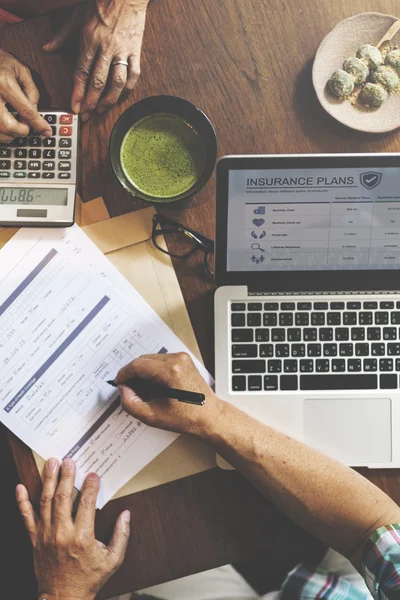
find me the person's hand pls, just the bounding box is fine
[115,352,225,437]
[0,50,52,143]
[43,0,149,120]
[16,458,130,600]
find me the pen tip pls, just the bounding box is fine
[107,380,115,386]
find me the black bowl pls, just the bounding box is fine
[109,95,217,203]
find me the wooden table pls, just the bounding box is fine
[3,0,400,597]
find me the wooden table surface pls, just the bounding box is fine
[3,0,400,597]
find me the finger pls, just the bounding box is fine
[0,133,15,143]
[53,458,76,526]
[125,53,141,91]
[97,62,128,114]
[0,104,30,137]
[71,46,96,115]
[43,7,82,52]
[16,484,39,542]
[16,65,40,106]
[107,510,131,568]
[119,384,158,422]
[74,473,99,536]
[40,458,60,529]
[114,355,167,385]
[80,53,113,121]
[1,81,51,136]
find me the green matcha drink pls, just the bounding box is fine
[120,113,206,199]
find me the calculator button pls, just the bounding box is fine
[51,125,57,136]
[45,114,57,124]
[43,149,55,159]
[43,138,56,147]
[28,161,40,170]
[14,171,26,178]
[59,138,72,147]
[0,171,10,177]
[14,148,27,158]
[11,137,27,146]
[59,126,72,136]
[29,149,41,159]
[59,161,71,171]
[0,160,10,169]
[14,160,26,170]
[28,137,42,147]
[43,172,55,179]
[0,148,11,157]
[58,149,71,159]
[43,161,55,170]
[28,172,41,178]
[58,172,71,179]
[60,114,73,124]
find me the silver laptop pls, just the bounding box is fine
[214,153,400,468]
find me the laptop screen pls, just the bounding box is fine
[227,166,400,272]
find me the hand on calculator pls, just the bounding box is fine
[0,50,52,143]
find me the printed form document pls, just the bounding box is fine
[0,225,211,507]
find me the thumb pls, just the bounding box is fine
[43,7,81,52]
[119,385,154,421]
[107,510,130,567]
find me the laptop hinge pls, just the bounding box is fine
[247,290,400,296]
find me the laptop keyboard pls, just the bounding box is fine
[230,300,400,392]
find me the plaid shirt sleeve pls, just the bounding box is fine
[279,525,400,599]
[280,563,370,599]
[279,564,368,600]
[362,524,400,599]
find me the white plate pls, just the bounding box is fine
[312,12,400,133]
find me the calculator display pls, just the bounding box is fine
[0,188,68,206]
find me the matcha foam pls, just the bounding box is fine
[120,113,206,199]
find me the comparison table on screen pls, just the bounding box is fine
[243,199,400,269]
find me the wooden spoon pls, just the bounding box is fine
[377,19,400,47]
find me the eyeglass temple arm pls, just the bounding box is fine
[153,214,214,250]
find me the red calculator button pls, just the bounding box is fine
[60,114,73,124]
[60,126,72,136]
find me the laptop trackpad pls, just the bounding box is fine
[303,398,392,464]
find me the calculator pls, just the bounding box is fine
[0,111,79,227]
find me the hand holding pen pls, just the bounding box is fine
[107,378,205,405]
[112,352,224,437]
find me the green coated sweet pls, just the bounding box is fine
[370,65,399,92]
[342,57,369,84]
[356,44,383,69]
[328,69,355,97]
[385,49,400,74]
[359,82,388,107]
[120,113,206,199]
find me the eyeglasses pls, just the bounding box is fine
[152,214,215,277]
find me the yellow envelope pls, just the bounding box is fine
[2,196,216,499]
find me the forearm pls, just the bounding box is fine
[204,401,400,568]
[38,594,94,600]
[95,0,149,17]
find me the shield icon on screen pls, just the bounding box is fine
[360,171,382,190]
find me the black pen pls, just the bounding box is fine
[106,378,205,406]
